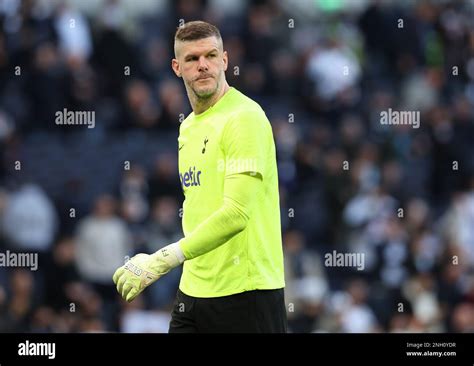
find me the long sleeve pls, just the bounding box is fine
[179,172,262,259]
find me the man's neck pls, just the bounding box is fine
[190,82,230,115]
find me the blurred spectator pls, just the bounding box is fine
[54,3,92,64]
[156,78,189,130]
[42,237,81,310]
[145,196,181,252]
[439,189,474,266]
[144,196,182,309]
[122,79,160,129]
[334,279,380,333]
[284,230,328,333]
[403,273,443,331]
[2,183,57,252]
[119,165,149,224]
[451,303,474,333]
[75,195,131,294]
[148,153,182,201]
[25,41,69,132]
[306,37,361,102]
[0,269,35,332]
[121,306,171,333]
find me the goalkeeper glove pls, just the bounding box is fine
[112,242,185,302]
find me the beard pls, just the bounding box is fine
[189,74,220,100]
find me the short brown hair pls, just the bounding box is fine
[175,21,221,43]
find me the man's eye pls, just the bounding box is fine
[208,54,217,58]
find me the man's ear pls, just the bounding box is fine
[223,51,228,72]
[172,59,181,77]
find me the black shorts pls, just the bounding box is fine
[168,288,287,333]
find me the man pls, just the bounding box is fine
[113,21,286,333]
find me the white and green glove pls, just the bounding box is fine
[113,242,185,302]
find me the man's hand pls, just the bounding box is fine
[113,242,185,302]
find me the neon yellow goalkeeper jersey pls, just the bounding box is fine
[177,87,285,297]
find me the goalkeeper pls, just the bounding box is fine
[113,21,286,333]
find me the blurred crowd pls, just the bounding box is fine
[0,0,473,333]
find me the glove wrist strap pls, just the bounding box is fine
[153,241,186,268]
[169,241,186,264]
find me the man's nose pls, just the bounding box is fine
[197,56,209,71]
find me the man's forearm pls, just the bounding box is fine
[179,173,262,259]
